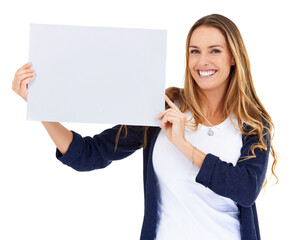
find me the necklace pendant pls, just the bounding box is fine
[208,128,214,136]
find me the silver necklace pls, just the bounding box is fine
[207,127,215,136]
[207,113,224,136]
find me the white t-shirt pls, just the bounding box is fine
[153,111,242,240]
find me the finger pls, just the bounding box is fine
[24,62,31,67]
[19,77,33,100]
[165,95,180,112]
[163,112,181,125]
[13,65,34,84]
[156,108,178,119]
[12,72,35,93]
[156,109,168,119]
[23,76,35,85]
[19,81,27,100]
[14,72,35,83]
[16,62,32,73]
[18,72,35,80]
[160,115,177,128]
[12,63,33,96]
[161,111,177,124]
[21,62,31,69]
[16,68,34,76]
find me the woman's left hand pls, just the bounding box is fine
[156,95,187,148]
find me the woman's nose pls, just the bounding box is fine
[197,53,209,66]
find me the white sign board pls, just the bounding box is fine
[27,23,167,126]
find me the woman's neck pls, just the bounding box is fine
[201,89,227,125]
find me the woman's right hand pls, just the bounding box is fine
[12,62,35,102]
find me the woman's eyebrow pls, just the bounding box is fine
[208,45,224,49]
[188,45,224,49]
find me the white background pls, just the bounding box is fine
[0,0,299,239]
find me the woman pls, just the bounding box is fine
[12,14,277,240]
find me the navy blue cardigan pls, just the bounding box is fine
[56,124,269,240]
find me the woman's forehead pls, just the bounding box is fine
[189,26,226,47]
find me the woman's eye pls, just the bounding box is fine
[211,49,221,54]
[190,49,199,54]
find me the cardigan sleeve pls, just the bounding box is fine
[195,126,270,208]
[55,125,145,172]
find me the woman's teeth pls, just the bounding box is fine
[198,70,216,77]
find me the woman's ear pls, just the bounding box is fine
[231,57,235,66]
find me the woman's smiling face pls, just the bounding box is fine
[188,25,235,94]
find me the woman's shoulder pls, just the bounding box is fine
[241,116,270,133]
[240,116,271,148]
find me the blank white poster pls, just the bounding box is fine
[27,23,167,126]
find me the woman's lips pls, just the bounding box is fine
[197,69,217,78]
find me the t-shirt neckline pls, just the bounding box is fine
[201,116,230,129]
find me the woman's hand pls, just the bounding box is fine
[12,62,35,102]
[156,95,187,149]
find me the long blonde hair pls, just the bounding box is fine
[117,14,278,186]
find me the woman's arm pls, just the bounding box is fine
[42,122,73,155]
[173,125,269,208]
[172,126,269,208]
[56,125,145,171]
[194,132,269,208]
